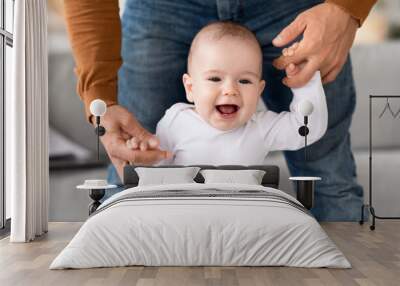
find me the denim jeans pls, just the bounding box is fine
[106,0,364,221]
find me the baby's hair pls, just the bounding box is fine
[187,21,262,74]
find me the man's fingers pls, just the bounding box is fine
[321,39,349,84]
[272,16,306,47]
[322,67,340,84]
[118,112,145,136]
[319,45,346,83]
[129,149,172,165]
[282,59,319,88]
[121,132,131,141]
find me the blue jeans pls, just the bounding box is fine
[106,0,364,221]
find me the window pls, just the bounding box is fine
[1,0,14,234]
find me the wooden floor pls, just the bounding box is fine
[0,221,399,286]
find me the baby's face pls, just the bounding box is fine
[183,36,265,131]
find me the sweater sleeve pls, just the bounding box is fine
[256,71,328,152]
[326,0,377,26]
[63,0,122,123]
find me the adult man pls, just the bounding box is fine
[64,0,376,220]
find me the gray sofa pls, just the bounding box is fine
[49,39,400,221]
[348,42,400,218]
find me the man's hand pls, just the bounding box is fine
[272,3,359,87]
[93,105,171,180]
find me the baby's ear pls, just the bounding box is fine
[259,80,266,95]
[182,73,194,103]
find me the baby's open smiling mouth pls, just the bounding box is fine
[215,104,240,119]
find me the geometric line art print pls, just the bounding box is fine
[379,97,400,118]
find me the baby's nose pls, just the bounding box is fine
[223,90,238,96]
[223,82,239,96]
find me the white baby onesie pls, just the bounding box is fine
[156,71,327,165]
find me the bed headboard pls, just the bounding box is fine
[123,165,279,189]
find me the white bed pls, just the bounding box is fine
[50,183,350,269]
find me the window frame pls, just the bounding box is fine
[0,0,14,234]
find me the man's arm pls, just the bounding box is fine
[63,1,170,179]
[64,0,122,122]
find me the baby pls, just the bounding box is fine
[128,21,327,165]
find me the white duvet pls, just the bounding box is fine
[50,183,350,269]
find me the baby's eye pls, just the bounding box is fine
[239,79,252,84]
[208,76,221,82]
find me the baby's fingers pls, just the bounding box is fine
[286,63,301,78]
[282,42,299,57]
[126,136,159,152]
[139,141,148,151]
[126,137,140,149]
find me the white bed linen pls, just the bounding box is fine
[50,183,350,269]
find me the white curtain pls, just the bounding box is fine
[7,0,49,242]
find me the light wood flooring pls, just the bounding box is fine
[0,221,399,286]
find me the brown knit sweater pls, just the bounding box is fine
[63,0,377,122]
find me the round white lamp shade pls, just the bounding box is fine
[298,100,314,116]
[90,99,107,117]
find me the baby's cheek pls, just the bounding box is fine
[203,98,217,111]
[243,102,258,119]
[241,111,253,123]
[195,101,214,120]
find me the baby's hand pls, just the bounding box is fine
[282,42,299,57]
[286,63,301,78]
[126,137,142,150]
[282,42,302,78]
[126,137,173,162]
[126,136,161,151]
